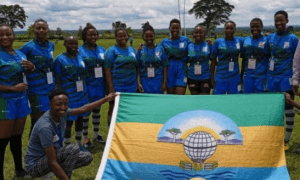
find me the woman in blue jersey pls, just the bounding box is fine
[79,25,106,147]
[266,10,299,148]
[160,19,191,95]
[53,36,89,150]
[0,24,34,179]
[187,25,212,95]
[210,21,243,94]
[137,22,168,94]
[241,18,270,93]
[104,28,138,125]
[19,19,56,134]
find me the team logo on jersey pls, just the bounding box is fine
[100,53,105,59]
[259,42,265,48]
[131,52,136,58]
[155,51,160,58]
[284,42,289,49]
[236,43,240,49]
[180,42,185,48]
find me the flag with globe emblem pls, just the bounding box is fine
[96,93,289,180]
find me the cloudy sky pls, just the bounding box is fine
[5,0,300,31]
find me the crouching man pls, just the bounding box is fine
[24,89,116,179]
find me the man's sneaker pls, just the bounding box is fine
[16,169,32,178]
[79,145,89,152]
[94,135,106,144]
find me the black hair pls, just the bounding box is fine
[114,28,128,37]
[0,24,15,36]
[250,18,263,28]
[224,21,236,28]
[169,19,181,28]
[63,36,77,45]
[142,21,155,37]
[49,88,68,102]
[82,25,98,43]
[274,10,288,19]
[33,19,48,28]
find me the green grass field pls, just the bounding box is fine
[4,38,300,179]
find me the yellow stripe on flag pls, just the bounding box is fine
[108,123,286,167]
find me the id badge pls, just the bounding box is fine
[269,59,275,71]
[248,58,256,69]
[229,62,234,72]
[47,71,53,84]
[147,67,155,78]
[53,135,59,142]
[194,64,202,75]
[94,66,103,78]
[23,73,28,84]
[76,80,83,92]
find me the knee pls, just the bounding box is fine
[65,144,80,155]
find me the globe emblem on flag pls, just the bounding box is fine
[183,131,217,163]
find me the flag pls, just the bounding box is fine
[96,93,289,180]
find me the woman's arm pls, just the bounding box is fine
[210,59,217,88]
[137,67,144,93]
[0,84,27,92]
[161,66,168,92]
[104,68,115,93]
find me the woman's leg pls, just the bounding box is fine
[0,121,13,180]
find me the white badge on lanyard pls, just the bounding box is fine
[229,61,234,72]
[76,77,83,92]
[147,64,155,78]
[194,62,202,75]
[248,57,256,69]
[94,64,103,78]
[46,68,53,84]
[202,46,207,52]
[23,73,28,84]
[269,58,275,71]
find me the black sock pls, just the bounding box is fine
[29,118,37,138]
[0,137,10,180]
[9,135,23,172]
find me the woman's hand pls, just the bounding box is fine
[138,83,144,93]
[161,83,167,93]
[21,60,35,72]
[12,83,28,92]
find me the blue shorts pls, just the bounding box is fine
[67,100,90,121]
[141,77,163,94]
[267,76,292,92]
[167,60,187,88]
[0,95,31,120]
[87,84,105,103]
[213,80,240,95]
[114,84,137,93]
[243,77,266,94]
[28,94,50,114]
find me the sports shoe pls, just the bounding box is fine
[94,135,106,144]
[16,169,32,178]
[79,145,89,152]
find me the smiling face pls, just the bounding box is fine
[64,36,78,55]
[86,28,98,45]
[224,22,235,40]
[169,22,181,40]
[250,21,262,38]
[143,30,155,47]
[34,21,49,42]
[0,25,14,49]
[115,29,128,48]
[275,14,288,34]
[50,94,69,121]
[193,26,205,43]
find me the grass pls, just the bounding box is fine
[4,38,300,179]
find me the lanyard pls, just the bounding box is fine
[225,39,234,62]
[35,39,52,70]
[144,45,154,66]
[66,53,83,80]
[53,122,63,147]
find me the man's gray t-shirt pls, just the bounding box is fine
[25,109,72,170]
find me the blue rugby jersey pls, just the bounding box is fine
[188,41,211,80]
[19,39,56,95]
[160,36,191,62]
[136,44,168,80]
[241,35,270,78]
[79,44,106,86]
[0,48,27,99]
[53,53,88,104]
[211,37,244,82]
[104,45,138,88]
[267,31,298,78]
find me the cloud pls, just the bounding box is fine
[5,0,300,30]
